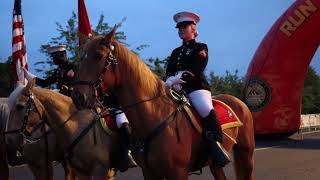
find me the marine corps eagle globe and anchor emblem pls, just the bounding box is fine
[244,77,272,112]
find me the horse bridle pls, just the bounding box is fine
[73,48,118,107]
[5,93,45,144]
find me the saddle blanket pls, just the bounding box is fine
[191,99,242,130]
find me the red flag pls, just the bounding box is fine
[78,0,92,46]
[12,0,28,84]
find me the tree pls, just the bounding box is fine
[302,66,320,114]
[208,70,243,98]
[146,57,168,79]
[35,12,147,77]
[0,56,14,97]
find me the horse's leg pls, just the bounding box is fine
[28,164,42,180]
[142,168,163,180]
[28,163,54,180]
[232,127,254,180]
[0,104,9,180]
[209,166,227,180]
[166,168,188,180]
[61,159,78,180]
[0,139,9,180]
[41,165,54,180]
[92,170,114,180]
[233,117,255,180]
[233,142,254,180]
[77,175,92,180]
[24,147,54,180]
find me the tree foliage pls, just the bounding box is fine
[302,66,320,114]
[36,12,146,76]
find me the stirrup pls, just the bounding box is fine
[211,141,231,169]
[119,150,137,172]
[127,150,137,168]
[216,142,230,159]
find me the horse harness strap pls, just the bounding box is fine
[182,105,202,133]
[122,94,166,112]
[132,105,183,168]
[169,89,203,133]
[64,110,110,160]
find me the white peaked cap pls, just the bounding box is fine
[173,11,200,25]
[47,45,66,53]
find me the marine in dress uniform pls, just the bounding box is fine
[165,11,231,168]
[23,45,75,96]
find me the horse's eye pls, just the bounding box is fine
[16,104,25,111]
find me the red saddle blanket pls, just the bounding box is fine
[190,99,242,130]
[100,114,118,135]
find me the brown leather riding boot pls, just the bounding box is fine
[119,123,137,172]
[202,110,231,169]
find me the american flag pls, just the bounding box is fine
[12,0,28,84]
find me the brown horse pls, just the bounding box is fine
[72,29,255,180]
[6,81,119,180]
[0,99,9,180]
[5,85,78,180]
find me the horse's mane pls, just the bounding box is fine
[32,88,75,112]
[33,88,70,102]
[8,83,74,112]
[114,40,162,93]
[8,83,25,111]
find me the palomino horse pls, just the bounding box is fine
[72,29,255,180]
[5,85,77,180]
[6,80,121,180]
[0,98,9,180]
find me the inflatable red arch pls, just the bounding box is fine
[243,0,320,135]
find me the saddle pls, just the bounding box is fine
[169,90,242,135]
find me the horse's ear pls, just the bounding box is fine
[79,31,95,47]
[103,26,117,45]
[24,78,36,95]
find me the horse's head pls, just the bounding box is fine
[6,79,45,149]
[72,28,119,109]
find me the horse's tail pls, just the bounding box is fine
[230,96,255,180]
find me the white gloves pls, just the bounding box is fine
[67,69,75,78]
[165,71,194,91]
[23,68,37,81]
[172,84,182,91]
